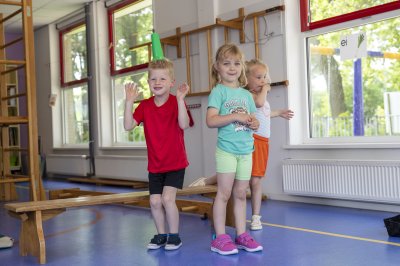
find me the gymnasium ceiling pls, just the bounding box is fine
[1,0,90,33]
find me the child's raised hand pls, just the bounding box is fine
[279,109,294,120]
[125,82,140,102]
[177,82,189,100]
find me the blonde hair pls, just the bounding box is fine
[211,43,247,88]
[244,59,271,90]
[148,58,174,79]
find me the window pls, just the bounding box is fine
[108,0,153,145]
[113,71,150,144]
[301,1,400,141]
[59,22,89,145]
[108,0,153,76]
[300,0,399,31]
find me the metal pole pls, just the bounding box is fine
[353,58,364,136]
[85,3,95,176]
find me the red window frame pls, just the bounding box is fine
[300,0,400,32]
[107,0,149,76]
[59,21,88,87]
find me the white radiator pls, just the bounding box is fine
[46,154,90,177]
[282,159,400,204]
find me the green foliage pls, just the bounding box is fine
[310,0,394,22]
[308,2,399,137]
[114,6,153,70]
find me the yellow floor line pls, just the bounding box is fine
[249,220,400,247]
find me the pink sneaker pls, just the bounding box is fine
[211,234,238,255]
[235,232,263,252]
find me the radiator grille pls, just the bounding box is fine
[282,159,400,204]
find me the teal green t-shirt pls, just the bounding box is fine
[208,84,257,155]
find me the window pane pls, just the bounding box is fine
[113,0,153,71]
[62,25,87,83]
[113,71,150,144]
[62,85,89,144]
[307,17,400,138]
[309,0,396,23]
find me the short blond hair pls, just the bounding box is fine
[211,43,247,88]
[148,58,174,79]
[244,59,271,90]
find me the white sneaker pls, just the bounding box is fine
[189,177,207,187]
[250,215,262,231]
[0,235,13,249]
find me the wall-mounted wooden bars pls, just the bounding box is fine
[0,0,45,201]
[129,5,287,94]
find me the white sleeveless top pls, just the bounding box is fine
[254,99,271,138]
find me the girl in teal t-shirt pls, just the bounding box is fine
[207,43,263,255]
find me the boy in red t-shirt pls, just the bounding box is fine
[124,58,190,250]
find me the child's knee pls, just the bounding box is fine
[217,189,232,202]
[150,196,163,208]
[161,194,176,206]
[233,187,247,200]
[250,177,261,187]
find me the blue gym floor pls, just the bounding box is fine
[1,178,400,266]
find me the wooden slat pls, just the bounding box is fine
[185,34,191,90]
[0,116,29,124]
[4,185,218,213]
[0,36,23,50]
[1,64,24,75]
[4,147,28,152]
[0,7,22,24]
[254,16,259,59]
[207,30,212,90]
[22,0,45,201]
[0,59,25,65]
[2,92,26,101]
[67,177,148,189]
[0,1,22,6]
[5,173,29,179]
[0,177,30,183]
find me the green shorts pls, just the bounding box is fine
[215,147,252,181]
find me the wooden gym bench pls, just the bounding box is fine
[4,185,218,264]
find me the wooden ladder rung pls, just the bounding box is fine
[0,7,22,24]
[2,92,26,101]
[0,116,29,125]
[5,173,29,179]
[0,59,26,65]
[0,36,23,50]
[1,64,25,75]
[0,177,30,184]
[3,147,28,152]
[0,1,23,6]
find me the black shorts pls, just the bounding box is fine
[148,168,185,195]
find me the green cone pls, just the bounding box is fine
[151,32,164,60]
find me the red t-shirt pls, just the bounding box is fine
[133,94,189,173]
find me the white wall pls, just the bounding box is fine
[34,0,400,212]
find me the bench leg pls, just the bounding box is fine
[20,211,46,264]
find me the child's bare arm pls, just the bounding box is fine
[124,83,140,130]
[177,83,190,129]
[206,108,252,128]
[271,109,294,120]
[252,84,270,108]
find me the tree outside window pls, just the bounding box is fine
[108,0,153,145]
[304,1,400,139]
[59,23,89,145]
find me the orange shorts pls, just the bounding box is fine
[251,134,269,177]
